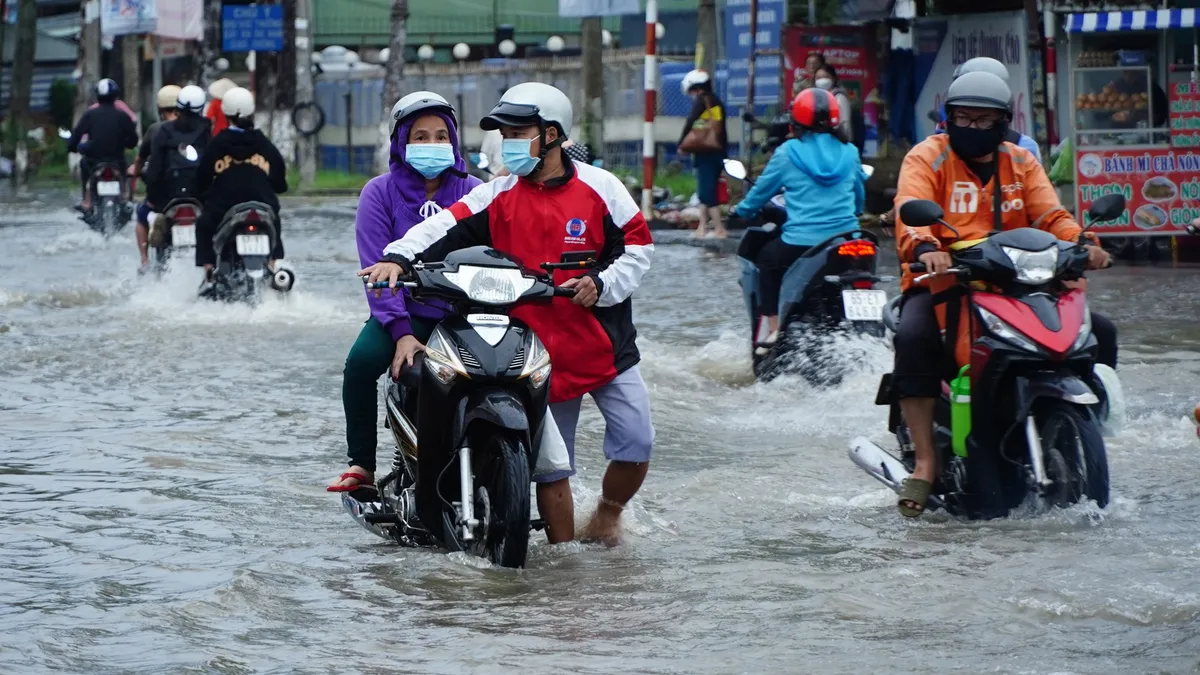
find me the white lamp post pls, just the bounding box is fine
[453,43,470,151]
[602,29,613,48]
[655,22,665,40]
[546,35,565,53]
[377,47,390,64]
[498,39,516,57]
[418,44,434,89]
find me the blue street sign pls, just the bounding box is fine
[222,5,284,53]
[723,0,785,109]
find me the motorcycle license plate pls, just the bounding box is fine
[235,234,270,256]
[172,225,196,247]
[842,289,888,321]
[96,181,121,197]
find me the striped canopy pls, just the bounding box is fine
[1066,9,1199,33]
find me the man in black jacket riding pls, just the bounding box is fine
[192,87,288,292]
[144,84,212,251]
[66,79,138,212]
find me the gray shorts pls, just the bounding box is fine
[534,366,655,484]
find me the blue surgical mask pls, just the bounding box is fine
[405,143,455,179]
[501,138,541,176]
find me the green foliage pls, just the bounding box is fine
[48,79,77,130]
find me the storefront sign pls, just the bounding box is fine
[913,12,1034,140]
[1169,80,1200,148]
[101,0,157,36]
[782,25,881,157]
[1075,148,1199,235]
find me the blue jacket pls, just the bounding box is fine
[734,134,864,247]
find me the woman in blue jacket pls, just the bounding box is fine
[732,88,864,348]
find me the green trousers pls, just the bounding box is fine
[342,316,435,471]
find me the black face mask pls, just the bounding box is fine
[946,122,1008,159]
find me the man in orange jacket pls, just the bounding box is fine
[891,71,1116,517]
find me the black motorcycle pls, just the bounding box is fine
[200,201,295,303]
[150,197,202,270]
[342,246,585,568]
[85,163,134,236]
[725,159,890,385]
[849,194,1127,519]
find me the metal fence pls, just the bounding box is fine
[311,48,775,172]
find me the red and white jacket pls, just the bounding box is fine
[383,160,654,403]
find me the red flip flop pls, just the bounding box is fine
[327,472,376,493]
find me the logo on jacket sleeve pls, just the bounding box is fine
[564,218,588,243]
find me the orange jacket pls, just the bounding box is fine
[895,134,1089,367]
[895,134,1083,294]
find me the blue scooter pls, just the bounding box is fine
[725,159,891,385]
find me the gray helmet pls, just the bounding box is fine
[953,57,1010,83]
[945,71,1012,113]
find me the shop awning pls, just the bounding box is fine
[1066,9,1198,33]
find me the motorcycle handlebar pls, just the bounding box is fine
[908,262,926,273]
[553,286,578,298]
[363,280,417,289]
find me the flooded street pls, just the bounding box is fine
[2,191,1199,674]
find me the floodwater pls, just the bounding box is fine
[2,190,1199,674]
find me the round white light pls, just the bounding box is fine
[417,44,435,61]
[321,45,347,62]
[310,51,323,64]
[655,23,665,40]
[546,35,565,52]
[215,57,230,71]
[601,29,613,47]
[452,42,471,60]
[499,39,516,56]
[377,47,390,64]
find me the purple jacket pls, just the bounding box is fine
[356,174,483,339]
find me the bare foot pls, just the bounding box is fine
[691,227,707,239]
[578,501,623,547]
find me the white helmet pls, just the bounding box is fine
[480,82,573,138]
[176,85,206,114]
[208,78,237,100]
[389,91,456,137]
[953,57,1010,83]
[156,85,181,110]
[681,69,711,95]
[221,87,255,119]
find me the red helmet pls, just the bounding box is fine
[790,88,841,132]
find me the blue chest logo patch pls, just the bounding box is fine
[565,218,587,238]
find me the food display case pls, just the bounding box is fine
[1073,66,1163,148]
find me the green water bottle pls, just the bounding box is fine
[949,365,971,458]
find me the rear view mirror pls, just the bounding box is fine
[861,164,875,179]
[898,199,944,228]
[477,152,489,170]
[723,159,747,180]
[1086,194,1126,224]
[181,145,198,162]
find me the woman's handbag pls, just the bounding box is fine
[679,100,723,154]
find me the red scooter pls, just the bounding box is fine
[849,193,1126,519]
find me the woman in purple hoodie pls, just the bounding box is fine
[329,92,482,493]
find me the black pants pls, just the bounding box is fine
[892,290,1118,399]
[756,238,810,316]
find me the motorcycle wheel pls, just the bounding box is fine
[1036,400,1110,509]
[479,433,531,568]
[101,201,117,236]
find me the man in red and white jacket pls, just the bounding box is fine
[361,83,655,546]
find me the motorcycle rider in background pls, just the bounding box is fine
[938,57,1042,164]
[360,82,655,547]
[129,85,180,271]
[892,71,1115,518]
[66,79,138,214]
[731,88,865,355]
[144,85,212,248]
[192,87,288,293]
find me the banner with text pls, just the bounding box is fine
[913,12,1033,140]
[1075,148,1200,235]
[101,0,157,36]
[723,0,785,109]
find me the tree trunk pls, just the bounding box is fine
[75,2,102,124]
[696,0,717,76]
[294,0,316,187]
[7,0,36,185]
[376,0,408,174]
[197,0,224,86]
[121,35,143,131]
[580,17,603,150]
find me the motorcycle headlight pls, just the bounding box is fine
[443,265,535,305]
[1001,245,1059,285]
[520,333,552,389]
[424,327,467,384]
[1071,303,1093,353]
[976,305,1041,354]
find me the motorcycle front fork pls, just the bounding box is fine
[456,446,479,542]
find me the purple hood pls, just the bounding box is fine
[355,111,482,340]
